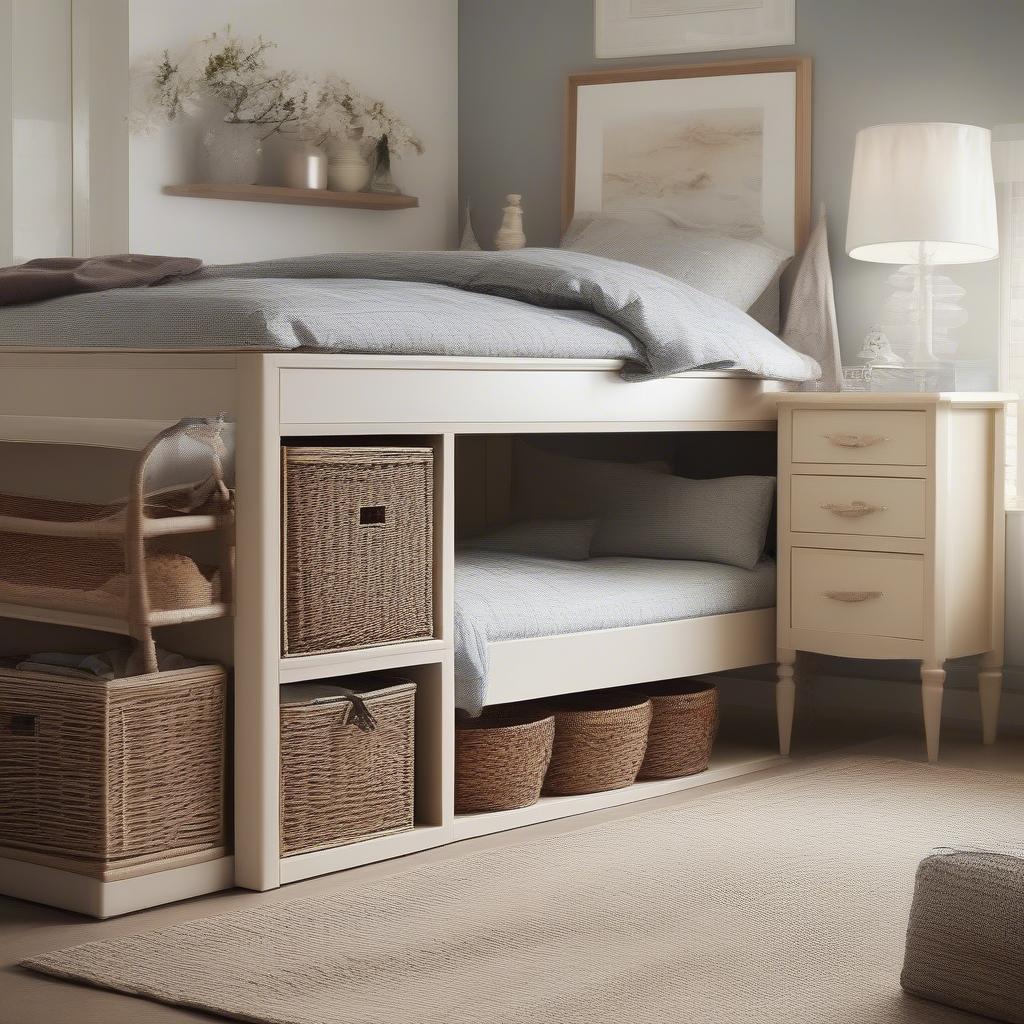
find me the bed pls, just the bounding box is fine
[0,55,819,907]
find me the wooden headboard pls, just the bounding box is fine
[563,57,812,252]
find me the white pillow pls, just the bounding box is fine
[562,215,791,314]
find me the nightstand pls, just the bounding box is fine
[775,392,1012,762]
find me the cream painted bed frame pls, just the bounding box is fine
[0,351,788,914]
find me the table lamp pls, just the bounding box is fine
[846,122,999,367]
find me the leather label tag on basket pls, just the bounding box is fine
[359,505,387,525]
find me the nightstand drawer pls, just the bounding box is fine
[791,475,926,538]
[792,410,927,466]
[791,548,924,639]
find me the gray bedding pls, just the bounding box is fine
[454,549,776,713]
[0,249,820,382]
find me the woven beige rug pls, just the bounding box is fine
[23,757,1014,1024]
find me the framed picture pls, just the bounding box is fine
[564,58,811,252]
[595,0,796,59]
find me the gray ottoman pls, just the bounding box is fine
[902,846,1024,1023]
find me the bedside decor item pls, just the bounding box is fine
[857,325,902,367]
[566,59,811,253]
[595,0,795,58]
[494,194,526,250]
[846,123,999,367]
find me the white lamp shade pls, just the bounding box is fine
[846,122,999,265]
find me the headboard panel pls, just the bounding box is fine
[564,57,812,252]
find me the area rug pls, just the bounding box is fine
[23,757,1016,1024]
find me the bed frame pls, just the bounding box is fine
[0,351,787,913]
[0,54,813,916]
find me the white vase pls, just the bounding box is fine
[202,122,263,185]
[327,138,371,193]
[282,140,328,190]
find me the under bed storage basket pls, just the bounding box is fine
[455,708,555,813]
[280,677,416,855]
[282,447,433,656]
[543,689,653,796]
[0,664,227,867]
[639,680,719,779]
[0,417,233,675]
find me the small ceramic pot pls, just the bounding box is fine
[327,138,371,193]
[282,140,328,190]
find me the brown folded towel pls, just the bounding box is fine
[0,254,202,306]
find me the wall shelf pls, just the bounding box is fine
[163,183,419,211]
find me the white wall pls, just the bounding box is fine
[0,0,74,264]
[128,0,458,261]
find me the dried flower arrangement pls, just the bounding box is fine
[131,27,423,156]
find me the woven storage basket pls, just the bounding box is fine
[543,689,653,796]
[282,447,433,657]
[455,708,555,814]
[280,677,416,856]
[639,680,719,779]
[0,664,226,866]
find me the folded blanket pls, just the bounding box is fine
[0,254,201,306]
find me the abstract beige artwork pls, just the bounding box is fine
[601,107,765,237]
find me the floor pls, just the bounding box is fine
[3,710,1023,1024]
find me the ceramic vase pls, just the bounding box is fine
[494,194,526,250]
[328,137,371,193]
[282,139,328,190]
[202,122,263,185]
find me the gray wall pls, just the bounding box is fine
[459,0,1024,364]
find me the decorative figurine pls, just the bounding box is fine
[494,194,526,250]
[858,325,904,367]
[460,200,482,251]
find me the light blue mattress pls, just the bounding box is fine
[454,550,776,713]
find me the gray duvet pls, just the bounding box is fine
[454,550,777,713]
[0,249,820,382]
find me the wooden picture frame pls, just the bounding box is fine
[564,57,812,252]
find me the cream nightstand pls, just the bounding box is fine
[775,392,1012,762]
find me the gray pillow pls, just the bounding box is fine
[461,519,598,561]
[562,215,792,314]
[592,474,776,570]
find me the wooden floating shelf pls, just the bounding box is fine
[163,183,419,211]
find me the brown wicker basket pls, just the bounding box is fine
[639,679,719,779]
[455,708,555,813]
[543,689,653,796]
[280,676,416,856]
[282,446,433,657]
[0,663,226,867]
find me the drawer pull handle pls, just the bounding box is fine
[820,501,888,518]
[824,433,889,448]
[824,590,883,603]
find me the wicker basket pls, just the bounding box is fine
[639,680,719,779]
[280,677,416,856]
[455,708,555,813]
[282,447,433,657]
[0,663,226,867]
[543,689,653,796]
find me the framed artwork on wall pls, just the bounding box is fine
[564,58,811,252]
[595,0,796,59]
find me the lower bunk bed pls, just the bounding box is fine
[450,549,782,841]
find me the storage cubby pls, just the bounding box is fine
[278,659,452,884]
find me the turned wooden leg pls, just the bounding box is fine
[921,663,946,763]
[776,649,796,757]
[978,651,1003,746]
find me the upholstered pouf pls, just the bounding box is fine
[901,846,1024,1023]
